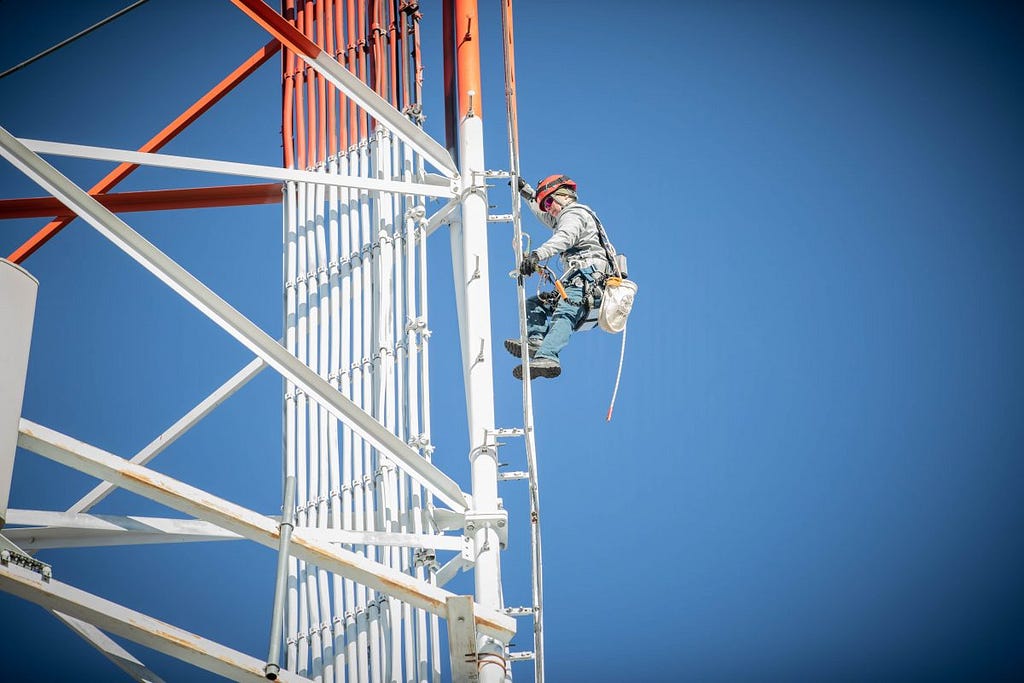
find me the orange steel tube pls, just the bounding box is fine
[283,0,297,169]
[379,0,389,104]
[347,0,359,145]
[454,0,482,120]
[8,39,281,264]
[373,0,384,103]
[375,0,385,116]
[332,0,347,149]
[294,1,308,169]
[357,0,368,140]
[316,0,329,164]
[304,0,319,166]
[398,1,410,111]
[368,0,379,107]
[230,0,320,60]
[0,184,282,219]
[325,0,338,157]
[387,1,398,108]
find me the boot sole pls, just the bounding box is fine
[512,362,561,380]
[504,339,539,359]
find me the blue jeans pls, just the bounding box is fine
[526,285,589,362]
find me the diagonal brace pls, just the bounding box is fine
[227,0,459,178]
[0,562,314,682]
[0,126,469,513]
[16,419,516,641]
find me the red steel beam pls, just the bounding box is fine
[0,183,281,220]
[8,39,281,264]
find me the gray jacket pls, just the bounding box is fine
[527,199,611,276]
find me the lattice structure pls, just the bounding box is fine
[278,2,443,678]
[0,1,541,681]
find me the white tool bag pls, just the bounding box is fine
[598,276,637,333]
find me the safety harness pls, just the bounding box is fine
[553,204,636,334]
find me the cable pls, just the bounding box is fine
[606,324,628,422]
[0,0,151,81]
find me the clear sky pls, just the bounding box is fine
[2,1,1023,682]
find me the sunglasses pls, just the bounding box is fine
[541,196,555,211]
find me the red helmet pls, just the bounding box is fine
[535,174,577,208]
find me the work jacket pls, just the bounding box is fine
[527,199,611,276]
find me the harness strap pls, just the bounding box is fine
[562,204,622,279]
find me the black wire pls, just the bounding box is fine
[0,0,151,81]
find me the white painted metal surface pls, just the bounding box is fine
[3,510,241,549]
[15,418,516,641]
[3,509,467,552]
[0,259,37,528]
[446,596,479,683]
[455,104,507,683]
[0,4,548,679]
[53,612,167,683]
[0,125,469,514]
[17,137,456,198]
[303,50,460,178]
[276,125,458,678]
[0,561,316,683]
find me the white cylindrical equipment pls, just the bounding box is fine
[0,258,38,529]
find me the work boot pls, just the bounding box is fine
[512,357,561,380]
[504,337,541,359]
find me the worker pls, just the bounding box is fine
[508,174,613,380]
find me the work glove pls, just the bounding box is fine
[516,177,536,201]
[519,251,540,276]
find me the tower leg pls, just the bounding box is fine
[0,259,38,528]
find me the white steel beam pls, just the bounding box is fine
[18,138,456,198]
[228,0,459,178]
[0,126,470,513]
[52,611,167,683]
[15,419,516,641]
[424,195,464,237]
[3,511,241,550]
[299,527,463,552]
[446,596,479,683]
[4,510,464,552]
[0,562,314,683]
[68,354,268,514]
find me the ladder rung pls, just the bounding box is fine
[503,607,537,617]
[491,428,525,437]
[507,651,535,662]
[498,471,529,481]
[487,214,514,223]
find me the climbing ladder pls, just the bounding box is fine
[481,166,546,681]
[480,4,547,678]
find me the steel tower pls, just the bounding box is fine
[0,1,544,681]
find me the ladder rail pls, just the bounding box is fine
[501,0,545,679]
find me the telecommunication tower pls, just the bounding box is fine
[0,1,545,681]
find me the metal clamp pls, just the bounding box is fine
[0,535,51,581]
[464,509,509,550]
[414,547,438,569]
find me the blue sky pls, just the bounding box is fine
[2,1,1024,681]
